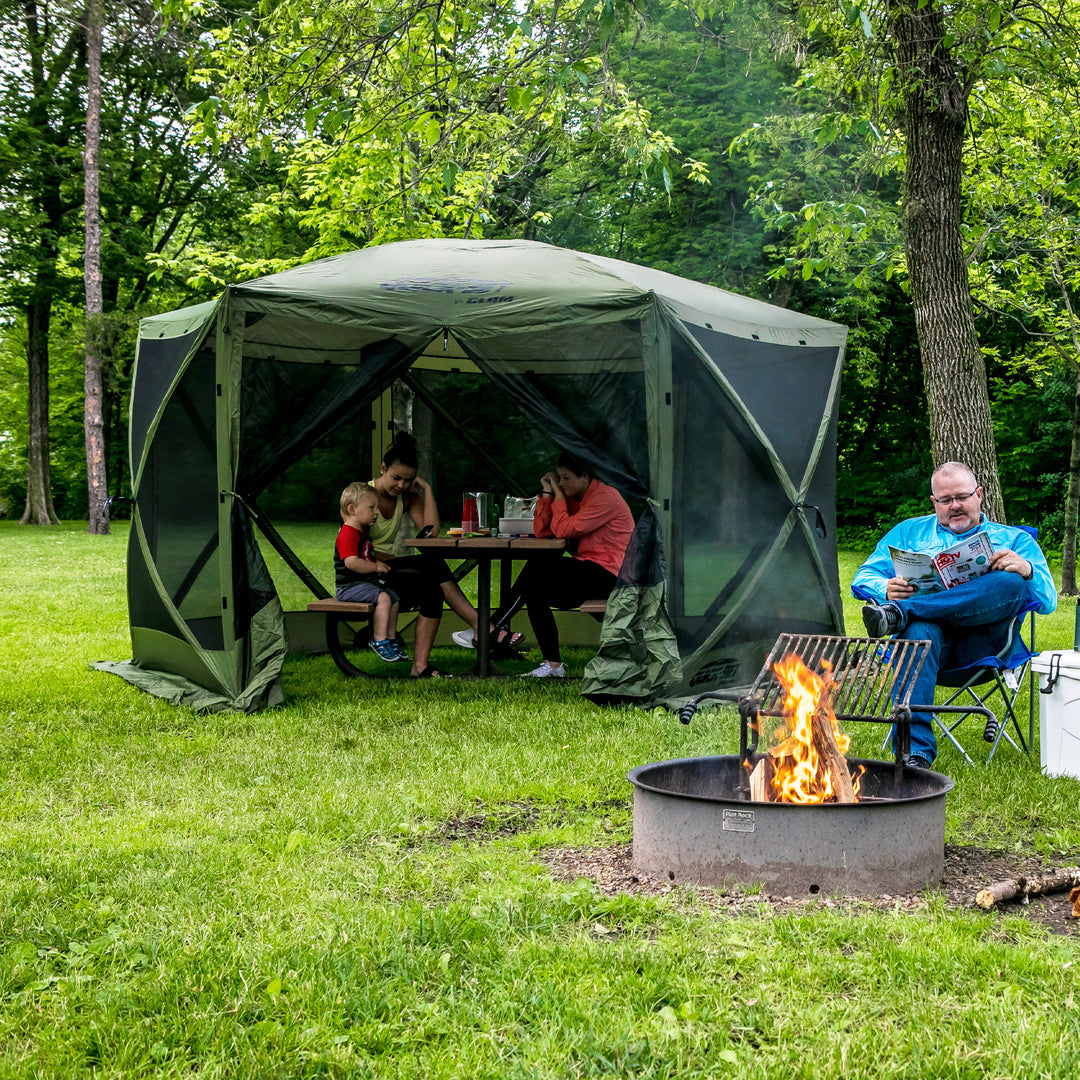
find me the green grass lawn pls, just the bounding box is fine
[1,521,1078,1078]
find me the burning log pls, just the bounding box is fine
[973,866,1080,909]
[811,702,856,804]
[748,653,858,804]
[748,756,771,802]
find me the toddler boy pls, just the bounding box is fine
[335,482,407,662]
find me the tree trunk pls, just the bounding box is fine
[1062,369,1080,595]
[84,0,108,536]
[890,0,1004,521]
[20,300,60,526]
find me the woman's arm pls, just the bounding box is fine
[546,485,623,539]
[533,473,558,537]
[404,477,439,535]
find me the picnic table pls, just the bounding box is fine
[409,535,567,676]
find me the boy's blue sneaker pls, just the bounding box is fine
[389,639,409,662]
[369,638,400,662]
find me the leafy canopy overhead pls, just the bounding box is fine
[177,0,707,270]
[726,0,1080,296]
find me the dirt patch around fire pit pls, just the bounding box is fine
[539,844,1080,935]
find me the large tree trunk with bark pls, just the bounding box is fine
[1061,369,1080,595]
[890,0,1005,522]
[1049,257,1080,595]
[83,0,108,536]
[20,300,60,526]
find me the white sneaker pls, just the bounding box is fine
[524,661,565,678]
[451,629,475,649]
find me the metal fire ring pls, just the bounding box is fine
[628,755,954,896]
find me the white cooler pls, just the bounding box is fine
[1030,651,1080,779]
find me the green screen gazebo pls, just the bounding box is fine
[96,239,848,711]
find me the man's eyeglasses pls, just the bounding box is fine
[931,487,978,506]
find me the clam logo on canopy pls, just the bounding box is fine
[379,278,515,303]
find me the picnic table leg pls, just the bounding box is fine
[460,556,505,678]
[476,559,492,677]
[325,614,375,678]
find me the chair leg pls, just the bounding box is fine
[884,663,1032,767]
[984,669,1030,761]
[932,713,976,765]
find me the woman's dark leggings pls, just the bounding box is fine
[493,556,616,662]
[380,554,452,619]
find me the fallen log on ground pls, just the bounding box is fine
[974,866,1080,909]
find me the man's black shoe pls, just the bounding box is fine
[905,755,932,770]
[861,603,901,638]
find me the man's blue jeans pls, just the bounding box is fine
[889,572,1029,762]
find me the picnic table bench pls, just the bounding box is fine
[308,582,608,678]
[307,598,376,678]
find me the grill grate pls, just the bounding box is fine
[746,633,930,726]
[679,633,935,780]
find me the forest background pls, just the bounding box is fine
[3,0,1080,571]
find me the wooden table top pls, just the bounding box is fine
[408,535,565,553]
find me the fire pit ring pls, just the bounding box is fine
[628,755,954,896]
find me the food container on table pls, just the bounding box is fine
[504,495,538,518]
[498,519,535,537]
[499,493,537,536]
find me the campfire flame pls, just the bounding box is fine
[750,653,862,804]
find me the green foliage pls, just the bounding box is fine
[180,0,707,271]
[488,2,790,296]
[834,283,933,531]
[0,308,90,520]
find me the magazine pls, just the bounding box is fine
[888,531,995,593]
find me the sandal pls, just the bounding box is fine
[413,665,452,679]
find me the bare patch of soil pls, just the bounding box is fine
[417,798,1078,934]
[425,800,623,844]
[539,844,1080,935]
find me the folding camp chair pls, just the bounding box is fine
[867,601,1038,765]
[926,599,1038,764]
[864,525,1041,766]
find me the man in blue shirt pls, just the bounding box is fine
[853,461,1057,768]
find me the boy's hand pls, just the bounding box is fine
[374,560,390,574]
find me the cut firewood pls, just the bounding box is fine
[1070,886,1080,919]
[810,706,856,803]
[974,866,1080,909]
[748,753,790,802]
[749,757,768,802]
[749,728,857,803]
